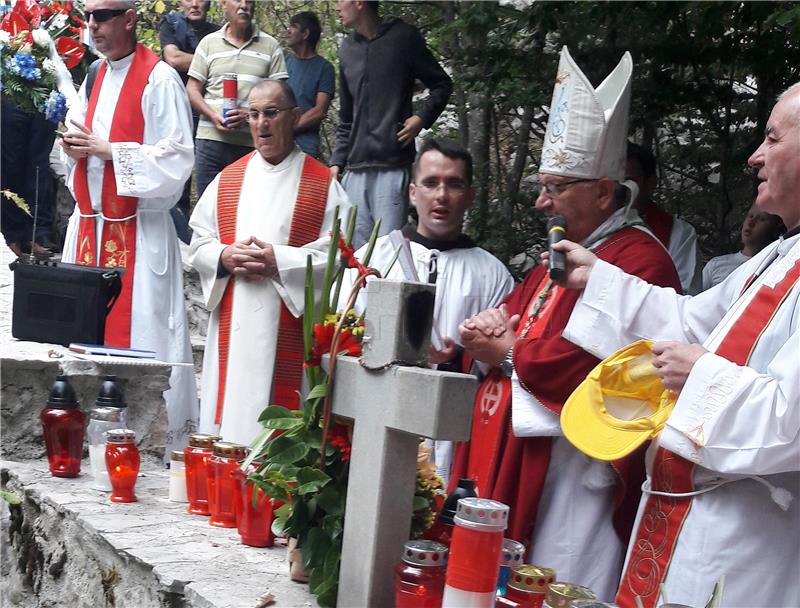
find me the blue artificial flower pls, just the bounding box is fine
[13,52,40,81]
[44,90,67,123]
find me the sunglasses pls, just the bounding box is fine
[86,8,128,23]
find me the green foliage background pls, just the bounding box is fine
[136,1,800,276]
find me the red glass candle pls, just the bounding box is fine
[40,375,85,478]
[207,441,247,528]
[495,564,556,608]
[104,429,139,503]
[394,540,448,608]
[236,461,274,547]
[184,433,221,516]
[442,497,509,608]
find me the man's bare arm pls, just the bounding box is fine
[162,44,194,73]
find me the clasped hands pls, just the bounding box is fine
[459,304,520,367]
[61,119,113,161]
[221,236,277,281]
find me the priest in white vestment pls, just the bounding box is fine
[555,83,800,608]
[188,79,351,446]
[61,1,198,459]
[344,138,514,484]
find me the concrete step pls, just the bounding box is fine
[1,460,316,608]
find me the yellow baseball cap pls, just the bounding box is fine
[562,340,675,461]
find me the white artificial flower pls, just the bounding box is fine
[0,31,10,47]
[51,13,68,29]
[32,28,51,48]
[42,58,57,74]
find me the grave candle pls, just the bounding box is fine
[207,441,247,528]
[169,450,187,503]
[104,429,139,503]
[543,582,596,608]
[424,478,477,548]
[496,538,526,596]
[184,433,221,516]
[235,461,274,547]
[394,540,448,608]
[40,375,85,478]
[495,564,556,608]
[87,376,128,491]
[442,497,509,608]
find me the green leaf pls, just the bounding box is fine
[315,486,343,515]
[267,434,310,465]
[412,495,429,511]
[0,490,21,505]
[295,467,332,495]
[322,542,341,580]
[321,513,343,539]
[306,383,330,400]
[258,405,302,430]
[303,527,332,570]
[314,575,339,608]
[308,563,326,595]
[271,515,289,537]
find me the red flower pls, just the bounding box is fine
[326,423,351,461]
[306,322,362,367]
[337,237,381,287]
[55,35,84,69]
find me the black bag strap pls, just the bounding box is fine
[103,270,123,317]
[86,58,103,99]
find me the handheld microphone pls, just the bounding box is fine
[547,215,568,283]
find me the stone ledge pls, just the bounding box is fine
[1,460,316,608]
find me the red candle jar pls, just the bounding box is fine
[184,433,221,515]
[40,375,85,478]
[495,564,556,608]
[442,497,509,608]
[104,429,140,503]
[207,441,247,528]
[394,540,448,608]
[235,461,274,547]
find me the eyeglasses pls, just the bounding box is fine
[246,107,295,122]
[540,178,596,197]
[417,178,469,194]
[86,8,128,23]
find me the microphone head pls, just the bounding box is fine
[547,215,567,232]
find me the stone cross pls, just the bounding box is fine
[326,279,477,608]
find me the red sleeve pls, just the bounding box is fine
[513,228,682,414]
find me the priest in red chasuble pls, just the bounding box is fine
[188,80,351,445]
[61,0,198,459]
[554,83,800,608]
[451,47,681,601]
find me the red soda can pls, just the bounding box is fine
[222,73,238,123]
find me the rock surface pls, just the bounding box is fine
[1,460,315,608]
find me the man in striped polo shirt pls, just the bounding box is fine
[187,0,287,198]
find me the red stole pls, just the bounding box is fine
[214,152,330,424]
[73,45,159,347]
[616,252,800,608]
[641,205,674,250]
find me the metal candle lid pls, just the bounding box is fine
[212,441,247,459]
[499,538,526,566]
[453,497,509,531]
[508,564,556,593]
[545,582,596,608]
[401,540,448,567]
[571,601,620,608]
[104,429,136,444]
[170,450,185,462]
[188,433,222,449]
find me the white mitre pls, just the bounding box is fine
[539,46,633,181]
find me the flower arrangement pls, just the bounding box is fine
[0,0,84,121]
[243,209,440,607]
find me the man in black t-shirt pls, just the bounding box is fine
[159,0,219,241]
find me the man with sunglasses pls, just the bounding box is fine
[188,80,351,445]
[187,0,287,199]
[451,48,681,600]
[60,0,198,460]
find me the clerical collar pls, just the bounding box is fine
[581,207,644,250]
[401,224,476,251]
[782,225,800,240]
[107,51,135,71]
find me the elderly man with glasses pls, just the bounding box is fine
[450,48,681,601]
[60,0,198,461]
[188,80,351,445]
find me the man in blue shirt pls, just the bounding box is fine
[285,11,335,159]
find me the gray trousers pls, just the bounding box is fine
[342,167,410,249]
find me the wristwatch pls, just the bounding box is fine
[500,344,515,377]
